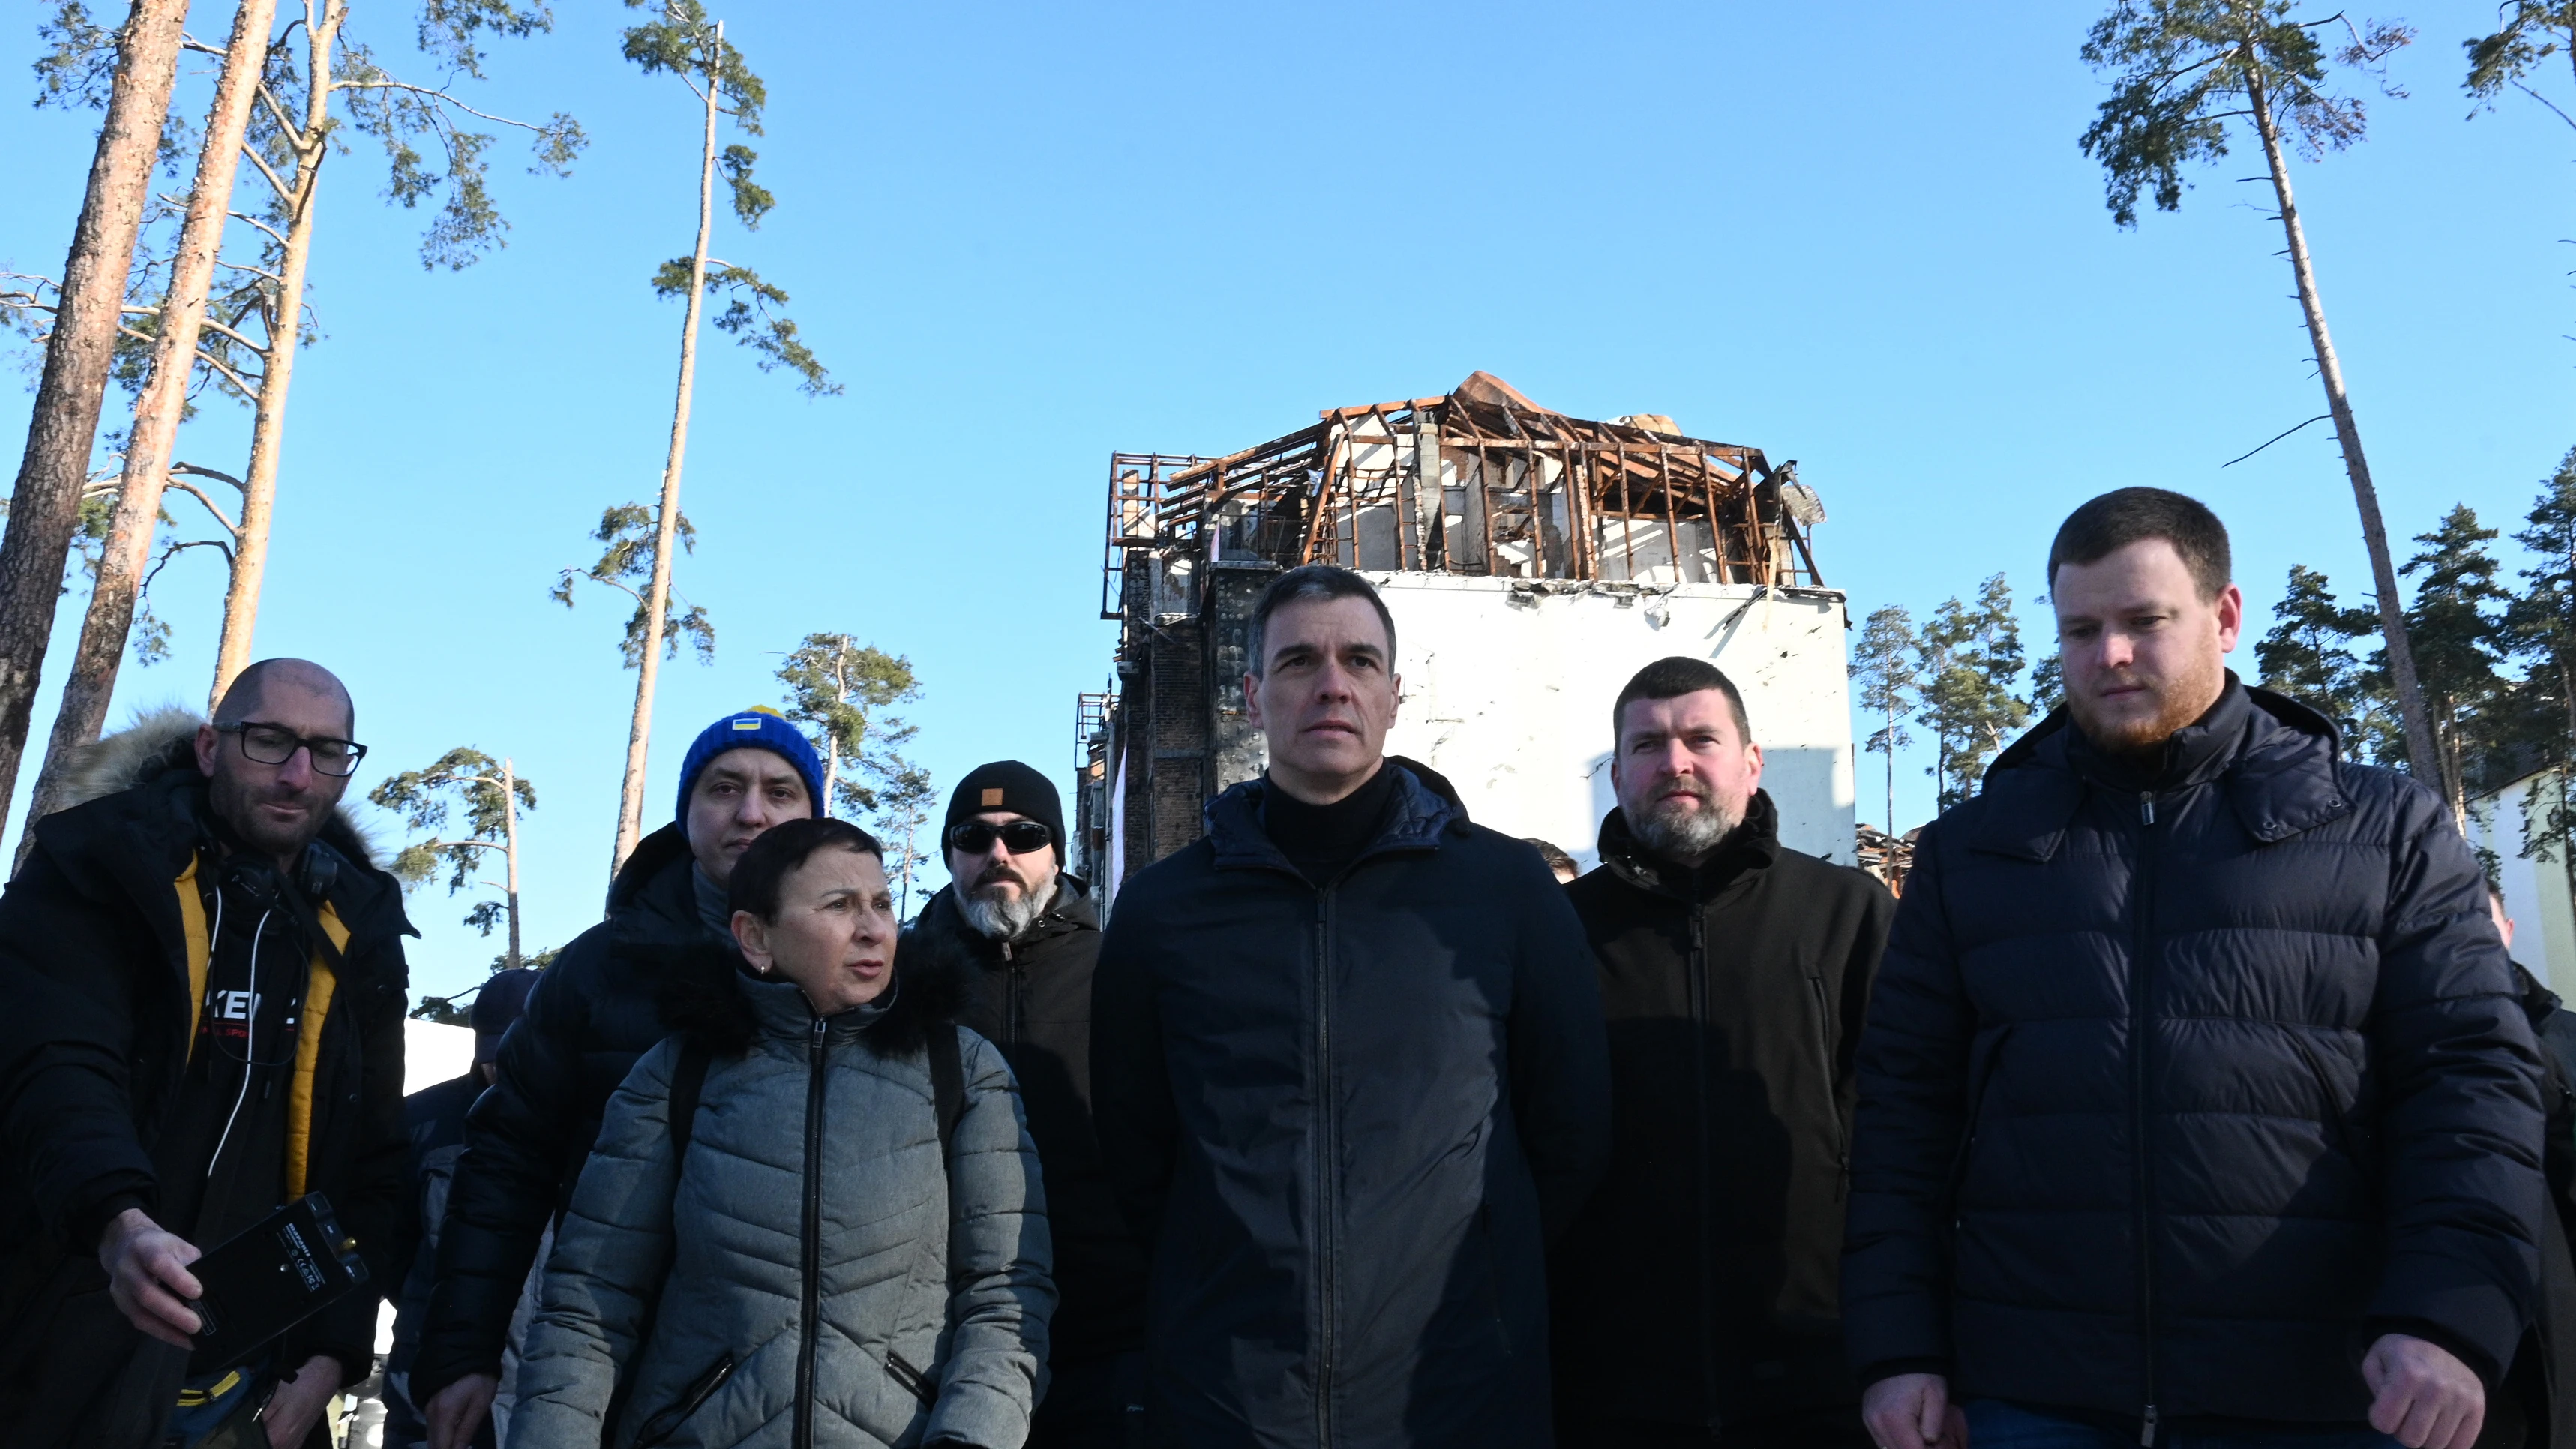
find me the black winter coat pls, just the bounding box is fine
[412,822,736,1402]
[1842,680,2547,1432]
[1553,791,1893,1434]
[925,878,1148,1370]
[1092,765,1613,1449]
[0,743,413,1447]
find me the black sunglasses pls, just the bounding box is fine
[949,820,1053,856]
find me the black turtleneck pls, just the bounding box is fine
[1262,763,1399,886]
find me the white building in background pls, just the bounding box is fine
[1073,372,1853,902]
[2466,766,2576,993]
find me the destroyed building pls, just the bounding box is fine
[1070,371,1858,903]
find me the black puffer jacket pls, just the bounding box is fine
[0,723,412,1445]
[1843,680,2547,1430]
[1554,791,1892,1434]
[413,823,736,1403]
[1092,765,1612,1449]
[924,879,1147,1370]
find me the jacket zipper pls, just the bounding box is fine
[1003,940,1024,1048]
[1313,886,1338,1448]
[2132,789,2160,1446]
[796,1015,828,1449]
[1807,975,1852,1202]
[1689,907,1718,1416]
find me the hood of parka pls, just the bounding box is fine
[27,708,409,964]
[1595,787,1783,904]
[41,704,385,872]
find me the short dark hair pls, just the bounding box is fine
[1612,656,1750,747]
[1523,838,1579,876]
[1246,565,1398,677]
[2047,488,2232,600]
[727,817,883,922]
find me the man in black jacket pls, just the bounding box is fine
[1845,489,2547,1449]
[385,968,536,1449]
[415,709,824,1449]
[0,662,412,1449]
[920,758,1147,1449]
[1555,656,1892,1449]
[1093,563,1613,1449]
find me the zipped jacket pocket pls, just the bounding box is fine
[1807,975,1852,1201]
[2287,1030,2368,1180]
[631,1352,736,1448]
[886,1347,939,1408]
[1942,1023,2014,1216]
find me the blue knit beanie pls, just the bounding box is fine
[675,708,828,837]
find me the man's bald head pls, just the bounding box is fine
[213,658,354,736]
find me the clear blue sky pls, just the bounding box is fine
[3,0,2571,1001]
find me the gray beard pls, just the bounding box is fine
[960,872,1058,943]
[1626,798,1739,862]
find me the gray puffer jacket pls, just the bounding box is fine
[508,937,1056,1449]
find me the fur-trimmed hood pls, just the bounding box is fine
[658,914,976,1059]
[48,705,381,867]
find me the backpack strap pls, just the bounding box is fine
[670,1034,713,1157]
[603,1034,715,1442]
[928,1022,964,1169]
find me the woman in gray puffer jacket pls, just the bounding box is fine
[508,818,1055,1449]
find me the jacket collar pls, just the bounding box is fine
[1204,761,1461,877]
[28,754,413,969]
[1595,788,1783,902]
[735,968,896,1044]
[1968,674,2350,861]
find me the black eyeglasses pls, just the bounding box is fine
[949,820,1053,856]
[217,722,367,777]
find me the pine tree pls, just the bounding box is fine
[2506,448,2576,887]
[2080,0,2440,783]
[0,0,187,828]
[774,634,921,819]
[2396,506,2513,820]
[1849,604,1916,834]
[370,748,538,970]
[599,1,836,882]
[1915,574,2032,812]
[2254,563,2384,738]
[2464,2,2576,132]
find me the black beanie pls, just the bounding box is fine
[946,760,1066,865]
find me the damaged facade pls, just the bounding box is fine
[1072,371,1858,903]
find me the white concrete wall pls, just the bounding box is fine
[405,1018,477,1096]
[1366,575,1858,869]
[2467,769,2576,994]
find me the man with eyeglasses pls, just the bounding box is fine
[915,760,1145,1449]
[0,658,414,1449]
[415,708,825,1449]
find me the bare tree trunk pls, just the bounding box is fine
[2247,64,2440,784]
[610,20,721,881]
[21,0,280,842]
[502,755,521,970]
[208,12,334,711]
[0,0,190,832]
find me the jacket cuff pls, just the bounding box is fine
[1855,1357,1954,1390]
[64,1189,153,1255]
[2363,1318,2505,1390]
[2367,1256,2524,1389]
